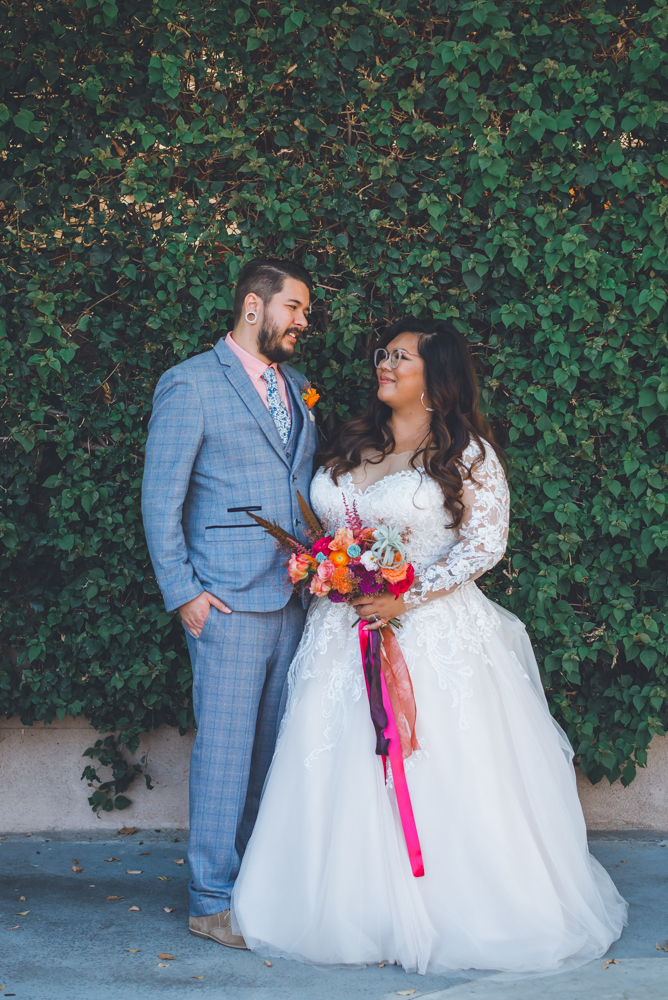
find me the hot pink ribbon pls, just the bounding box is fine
[359,623,425,878]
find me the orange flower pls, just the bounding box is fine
[302,386,320,409]
[331,566,354,593]
[329,549,350,567]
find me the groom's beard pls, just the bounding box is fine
[258,320,299,363]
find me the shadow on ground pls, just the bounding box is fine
[0,831,666,1000]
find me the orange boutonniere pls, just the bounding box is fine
[302,383,320,409]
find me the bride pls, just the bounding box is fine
[232,318,627,975]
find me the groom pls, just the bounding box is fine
[142,258,317,947]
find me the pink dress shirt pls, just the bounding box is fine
[225,332,292,416]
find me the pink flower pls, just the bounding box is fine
[310,574,332,596]
[288,552,314,584]
[312,536,333,557]
[317,559,335,581]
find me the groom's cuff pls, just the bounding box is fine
[162,583,205,614]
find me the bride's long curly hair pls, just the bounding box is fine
[321,318,503,529]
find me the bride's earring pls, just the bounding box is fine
[421,392,434,413]
[245,310,258,324]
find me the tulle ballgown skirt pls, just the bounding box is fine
[232,582,627,975]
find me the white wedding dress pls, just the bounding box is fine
[233,442,627,975]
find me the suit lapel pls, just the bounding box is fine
[281,366,313,472]
[214,339,290,468]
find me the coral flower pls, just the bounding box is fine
[329,527,355,552]
[310,574,332,596]
[288,552,315,584]
[329,549,350,568]
[387,564,415,596]
[381,562,408,584]
[331,566,354,594]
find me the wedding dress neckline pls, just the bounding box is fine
[342,467,423,498]
[345,448,426,496]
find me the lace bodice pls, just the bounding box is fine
[310,440,510,602]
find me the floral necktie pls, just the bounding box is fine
[261,367,291,446]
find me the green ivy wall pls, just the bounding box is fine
[1,0,667,805]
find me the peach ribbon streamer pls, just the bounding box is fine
[380,626,420,760]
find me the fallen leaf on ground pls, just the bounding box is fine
[9,926,19,930]
[16,912,29,916]
[158,876,171,882]
[378,962,387,968]
[164,907,175,913]
[397,991,416,996]
[19,897,26,902]
[157,963,170,968]
[603,959,620,969]
[107,896,124,901]
[125,949,140,953]
[126,869,143,874]
[139,852,150,855]
[71,858,78,863]
[104,857,121,862]
[192,976,205,979]
[71,866,83,873]
[119,827,137,835]
[264,960,272,967]
[158,953,175,960]
[0,985,5,989]
[128,906,140,912]
[173,859,185,865]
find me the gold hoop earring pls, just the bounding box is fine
[421,392,434,413]
[245,310,257,324]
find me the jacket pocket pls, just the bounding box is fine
[205,505,264,541]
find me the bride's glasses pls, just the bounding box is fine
[373,348,411,369]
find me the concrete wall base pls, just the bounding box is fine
[1,716,666,833]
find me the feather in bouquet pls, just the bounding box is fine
[248,493,414,618]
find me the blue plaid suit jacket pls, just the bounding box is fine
[142,337,318,613]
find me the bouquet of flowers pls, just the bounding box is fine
[248,493,415,614]
[250,493,424,878]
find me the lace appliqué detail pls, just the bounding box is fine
[418,442,510,599]
[278,598,364,768]
[400,582,504,729]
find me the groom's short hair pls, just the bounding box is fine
[233,258,313,323]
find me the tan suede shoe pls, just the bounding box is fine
[189,909,248,949]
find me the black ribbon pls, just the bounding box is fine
[362,627,390,757]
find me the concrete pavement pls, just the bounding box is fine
[0,831,666,999]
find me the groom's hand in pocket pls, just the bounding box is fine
[179,591,231,638]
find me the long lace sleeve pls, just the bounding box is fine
[405,443,510,605]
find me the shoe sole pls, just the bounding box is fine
[189,927,249,950]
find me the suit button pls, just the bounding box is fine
[294,518,299,526]
[292,475,296,482]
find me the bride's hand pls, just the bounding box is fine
[351,591,408,629]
